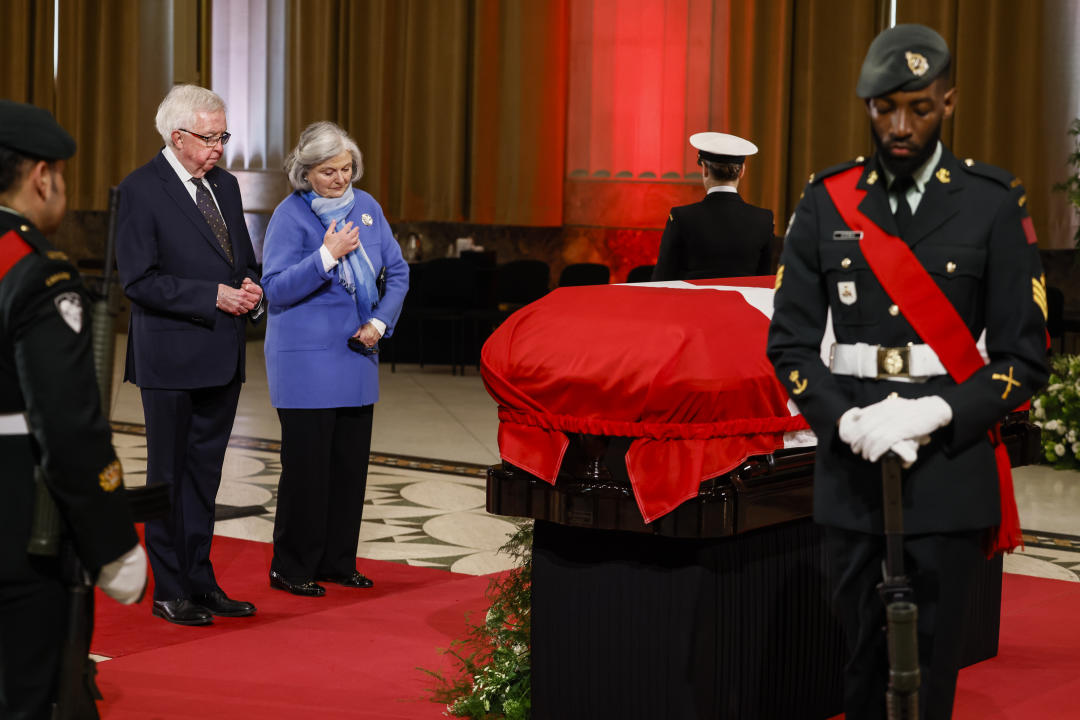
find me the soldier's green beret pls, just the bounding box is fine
[856,24,950,99]
[0,100,76,160]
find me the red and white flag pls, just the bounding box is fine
[481,276,813,523]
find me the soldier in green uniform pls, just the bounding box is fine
[0,100,147,719]
[766,26,1048,720]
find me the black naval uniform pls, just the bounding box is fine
[766,147,1047,719]
[0,210,138,718]
[651,190,774,281]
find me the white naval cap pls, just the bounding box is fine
[690,132,758,164]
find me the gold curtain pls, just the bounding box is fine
[779,0,1071,247]
[54,0,172,211]
[287,0,569,225]
[720,0,1072,248]
[287,0,471,222]
[671,0,879,235]
[945,0,1073,248]
[287,0,1072,239]
[712,0,799,231]
[0,0,54,106]
[783,0,882,222]
[469,0,569,226]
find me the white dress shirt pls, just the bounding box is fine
[161,146,225,219]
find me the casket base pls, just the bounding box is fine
[531,518,1003,720]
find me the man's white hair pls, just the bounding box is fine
[155,85,227,147]
[284,121,364,192]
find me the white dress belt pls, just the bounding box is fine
[0,412,30,435]
[829,342,948,381]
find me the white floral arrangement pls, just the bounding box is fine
[1032,354,1080,469]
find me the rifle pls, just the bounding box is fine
[90,187,121,415]
[879,451,920,719]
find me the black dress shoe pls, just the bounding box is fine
[269,570,326,597]
[152,599,213,626]
[192,590,257,617]
[318,571,374,589]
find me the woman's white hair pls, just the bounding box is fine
[284,121,363,192]
[155,85,227,146]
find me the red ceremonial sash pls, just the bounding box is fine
[0,230,33,281]
[823,167,1022,556]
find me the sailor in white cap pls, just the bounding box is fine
[651,132,774,281]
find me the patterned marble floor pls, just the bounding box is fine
[106,339,1080,582]
[112,426,521,576]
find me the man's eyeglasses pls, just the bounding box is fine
[179,129,232,148]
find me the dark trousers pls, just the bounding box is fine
[141,376,242,601]
[0,563,67,720]
[825,526,985,720]
[271,405,374,582]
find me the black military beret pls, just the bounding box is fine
[856,24,950,99]
[0,99,76,160]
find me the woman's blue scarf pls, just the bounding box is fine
[302,187,379,322]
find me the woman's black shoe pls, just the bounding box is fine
[269,570,326,597]
[318,571,374,589]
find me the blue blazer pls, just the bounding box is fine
[115,151,261,390]
[262,190,408,409]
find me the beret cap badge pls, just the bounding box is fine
[905,51,930,77]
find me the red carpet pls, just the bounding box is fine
[94,537,1079,719]
[829,573,1080,720]
[94,536,491,719]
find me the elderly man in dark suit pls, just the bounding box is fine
[652,132,774,281]
[115,85,263,626]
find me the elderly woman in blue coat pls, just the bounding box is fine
[262,121,408,596]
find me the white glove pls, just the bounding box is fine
[97,543,148,605]
[889,438,921,468]
[849,395,953,464]
[839,408,920,467]
[838,406,864,448]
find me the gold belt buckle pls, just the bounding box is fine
[876,346,910,379]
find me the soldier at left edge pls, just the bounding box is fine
[0,99,147,719]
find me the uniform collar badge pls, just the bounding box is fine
[935,167,951,184]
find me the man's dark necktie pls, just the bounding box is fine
[190,177,233,263]
[890,175,915,237]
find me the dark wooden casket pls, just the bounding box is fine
[480,281,1042,720]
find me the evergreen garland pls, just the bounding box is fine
[426,521,533,719]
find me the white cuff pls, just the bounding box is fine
[319,245,339,273]
[369,318,386,336]
[96,543,147,605]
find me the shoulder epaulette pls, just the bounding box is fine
[958,158,1016,189]
[809,156,866,185]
